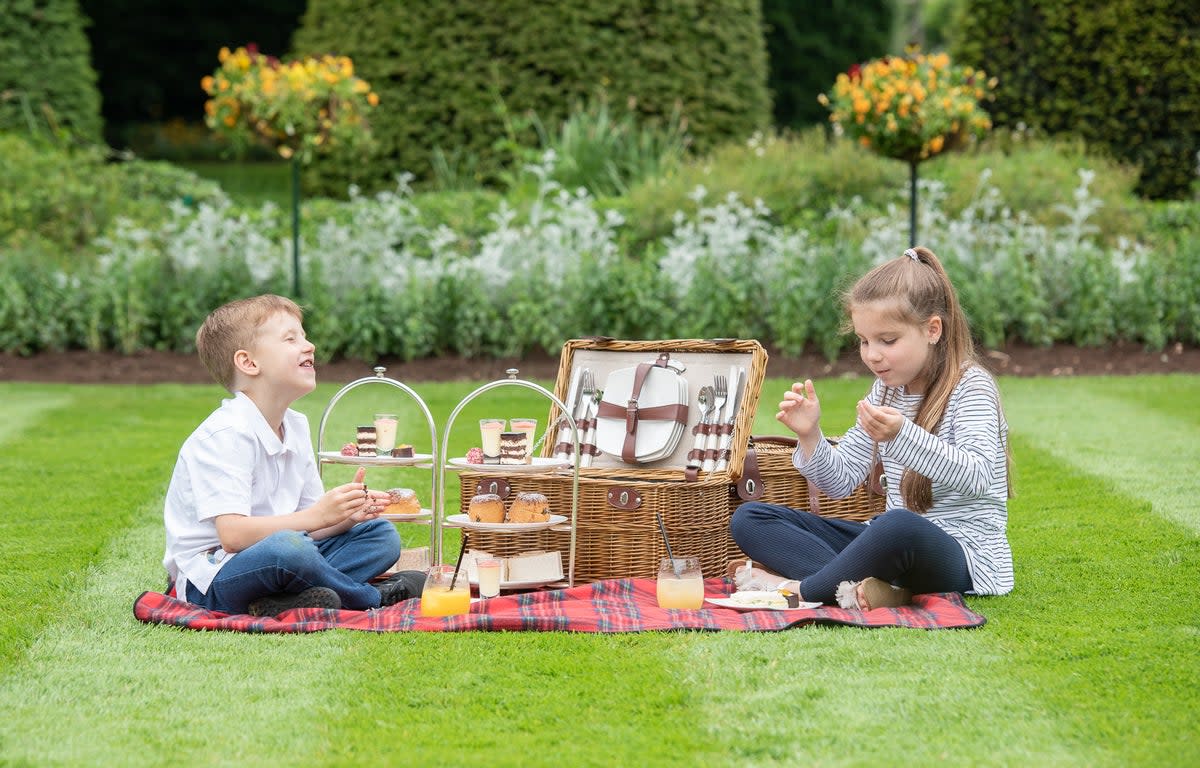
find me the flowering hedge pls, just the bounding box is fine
[818,49,995,164]
[201,44,379,163]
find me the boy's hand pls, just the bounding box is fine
[317,467,387,526]
[856,399,904,442]
[776,379,821,438]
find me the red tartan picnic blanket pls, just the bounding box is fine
[133,578,986,633]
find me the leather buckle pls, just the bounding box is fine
[625,399,639,435]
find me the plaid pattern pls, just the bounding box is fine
[133,578,986,634]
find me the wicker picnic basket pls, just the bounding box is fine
[458,338,767,583]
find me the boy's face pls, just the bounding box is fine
[242,311,316,398]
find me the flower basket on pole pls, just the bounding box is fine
[202,44,379,297]
[819,48,995,246]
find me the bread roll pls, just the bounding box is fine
[468,493,505,523]
[507,491,550,523]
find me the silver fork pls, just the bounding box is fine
[580,383,603,467]
[688,385,714,470]
[702,375,728,472]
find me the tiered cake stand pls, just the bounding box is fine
[441,368,580,587]
[315,366,440,559]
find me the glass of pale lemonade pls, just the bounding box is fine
[374,413,398,454]
[420,565,472,616]
[479,419,505,464]
[656,557,705,609]
[476,558,503,599]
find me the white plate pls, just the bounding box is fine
[447,457,569,473]
[319,451,433,466]
[596,366,688,462]
[444,513,566,532]
[379,508,433,523]
[705,595,823,611]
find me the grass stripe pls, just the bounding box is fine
[0,386,73,444]
[0,384,211,668]
[1000,375,1200,532]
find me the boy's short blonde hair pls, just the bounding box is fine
[196,294,303,391]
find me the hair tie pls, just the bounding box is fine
[904,248,920,262]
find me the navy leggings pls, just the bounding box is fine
[729,503,973,604]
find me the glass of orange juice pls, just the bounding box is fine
[656,557,704,609]
[420,565,472,616]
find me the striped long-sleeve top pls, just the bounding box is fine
[793,365,1013,595]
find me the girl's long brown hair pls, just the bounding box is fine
[843,246,978,512]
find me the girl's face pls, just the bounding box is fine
[851,300,942,394]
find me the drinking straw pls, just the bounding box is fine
[655,512,682,577]
[449,532,469,590]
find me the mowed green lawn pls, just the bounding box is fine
[0,372,1196,766]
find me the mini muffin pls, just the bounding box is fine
[507,491,550,523]
[467,493,505,523]
[383,488,421,516]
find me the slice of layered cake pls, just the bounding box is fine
[356,425,377,457]
[498,431,529,464]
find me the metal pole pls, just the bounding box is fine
[291,157,301,297]
[909,160,918,248]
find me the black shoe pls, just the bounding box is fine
[248,586,341,616]
[376,570,427,607]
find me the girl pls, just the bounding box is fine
[729,246,1012,610]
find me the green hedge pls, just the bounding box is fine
[292,0,771,195]
[953,0,1200,200]
[0,0,102,143]
[762,0,892,129]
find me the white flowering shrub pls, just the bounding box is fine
[1,151,1196,359]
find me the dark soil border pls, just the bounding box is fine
[2,341,1197,386]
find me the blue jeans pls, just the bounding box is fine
[185,519,401,613]
[729,504,973,604]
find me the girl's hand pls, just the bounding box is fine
[856,399,904,442]
[776,379,821,438]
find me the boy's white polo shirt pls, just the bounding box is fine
[162,391,323,597]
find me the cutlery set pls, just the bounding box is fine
[686,365,746,474]
[552,367,602,466]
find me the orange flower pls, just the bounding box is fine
[818,46,994,164]
[201,45,378,164]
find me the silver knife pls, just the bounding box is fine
[715,366,745,471]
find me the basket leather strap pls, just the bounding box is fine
[743,434,824,513]
[596,401,689,423]
[735,441,765,500]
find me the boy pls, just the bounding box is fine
[162,294,424,616]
